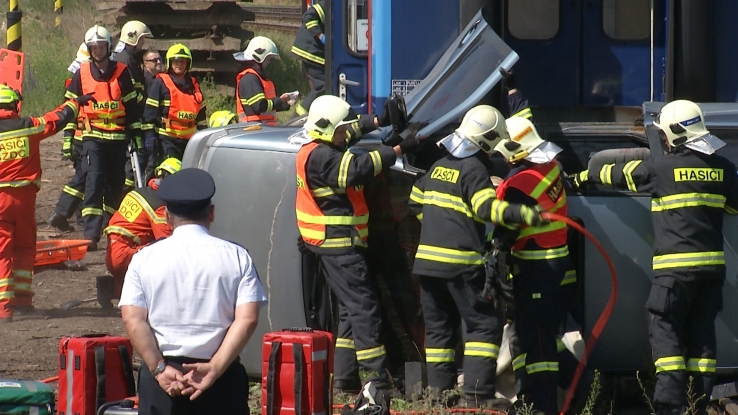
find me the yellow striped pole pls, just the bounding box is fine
[7,0,22,51]
[54,0,63,27]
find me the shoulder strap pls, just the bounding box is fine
[293,343,304,415]
[117,345,136,397]
[266,341,281,415]
[94,346,107,411]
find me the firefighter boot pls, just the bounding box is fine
[48,213,73,232]
[96,276,114,309]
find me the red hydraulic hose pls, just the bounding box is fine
[540,213,618,415]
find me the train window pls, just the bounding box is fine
[346,0,369,54]
[508,0,559,40]
[602,0,650,40]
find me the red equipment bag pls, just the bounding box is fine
[262,328,333,415]
[57,334,136,415]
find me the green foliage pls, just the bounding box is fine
[579,370,602,415]
[200,75,236,120]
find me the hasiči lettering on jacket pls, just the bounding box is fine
[673,168,723,182]
[0,136,29,161]
[430,166,460,184]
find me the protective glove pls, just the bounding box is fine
[568,170,589,191]
[378,99,392,127]
[503,204,547,227]
[297,236,310,254]
[145,135,157,152]
[499,68,516,91]
[61,134,73,161]
[73,93,96,106]
[397,132,422,154]
[130,135,143,153]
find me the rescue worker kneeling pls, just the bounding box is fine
[407,105,546,409]
[103,157,181,303]
[295,95,421,389]
[572,100,738,415]
[493,117,570,414]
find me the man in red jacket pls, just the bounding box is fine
[0,86,94,322]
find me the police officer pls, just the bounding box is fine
[295,94,420,389]
[0,86,93,322]
[573,100,738,415]
[120,168,267,414]
[493,117,570,414]
[234,36,291,125]
[65,25,141,250]
[407,105,545,408]
[143,44,207,162]
[291,0,325,115]
[102,158,181,305]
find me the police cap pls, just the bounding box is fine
[158,168,216,215]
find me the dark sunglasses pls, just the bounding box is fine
[145,57,162,63]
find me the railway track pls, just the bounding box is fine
[241,4,302,35]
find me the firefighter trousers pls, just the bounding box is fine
[81,139,127,242]
[0,186,37,318]
[300,60,325,115]
[104,236,138,298]
[125,148,150,189]
[510,257,568,414]
[647,275,723,415]
[159,135,188,162]
[318,251,390,384]
[419,266,502,399]
[335,302,360,386]
[54,139,85,219]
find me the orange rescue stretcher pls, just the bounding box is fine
[34,240,91,267]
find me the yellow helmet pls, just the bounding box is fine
[155,157,182,178]
[120,20,153,47]
[304,95,354,142]
[209,110,238,128]
[166,43,193,71]
[456,105,509,154]
[0,85,21,106]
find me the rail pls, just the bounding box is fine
[241,4,301,34]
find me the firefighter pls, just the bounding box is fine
[407,105,545,409]
[48,43,93,232]
[64,25,142,251]
[143,43,207,162]
[291,0,325,115]
[572,100,738,415]
[102,157,181,304]
[113,20,153,189]
[208,110,238,128]
[0,86,94,323]
[295,94,421,389]
[493,116,570,414]
[233,36,291,125]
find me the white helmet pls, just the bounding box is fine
[75,42,90,63]
[120,20,153,46]
[455,105,509,154]
[653,99,724,154]
[304,95,353,142]
[496,117,562,164]
[233,36,280,63]
[84,25,112,56]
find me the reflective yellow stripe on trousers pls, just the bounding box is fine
[336,338,355,350]
[687,358,716,373]
[464,342,499,359]
[356,345,386,361]
[652,251,724,270]
[655,356,686,373]
[426,348,455,363]
[415,244,484,265]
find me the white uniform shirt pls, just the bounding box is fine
[119,224,267,359]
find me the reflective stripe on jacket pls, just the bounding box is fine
[103,186,171,246]
[78,62,127,138]
[236,68,277,125]
[158,74,203,140]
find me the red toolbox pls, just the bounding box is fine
[262,328,334,415]
[58,335,136,415]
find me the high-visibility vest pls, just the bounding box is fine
[79,62,127,134]
[235,68,277,126]
[496,161,568,252]
[159,73,203,140]
[295,141,369,248]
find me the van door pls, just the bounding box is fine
[325,0,369,113]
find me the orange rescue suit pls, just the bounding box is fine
[236,68,277,125]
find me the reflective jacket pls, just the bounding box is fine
[496,161,568,260]
[112,46,145,104]
[586,147,738,279]
[295,140,397,256]
[143,73,207,141]
[291,0,326,66]
[103,185,170,246]
[0,101,79,187]
[65,61,140,141]
[236,67,287,125]
[408,151,516,278]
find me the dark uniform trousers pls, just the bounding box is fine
[317,250,390,382]
[509,256,569,414]
[54,139,85,220]
[82,139,127,242]
[138,357,249,415]
[647,274,723,414]
[302,61,325,113]
[160,135,188,161]
[420,266,502,398]
[335,302,360,384]
[124,147,151,188]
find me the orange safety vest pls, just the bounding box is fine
[79,62,127,134]
[496,161,568,253]
[295,141,369,248]
[236,68,277,126]
[159,73,203,140]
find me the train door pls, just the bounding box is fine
[325,0,370,114]
[503,0,662,108]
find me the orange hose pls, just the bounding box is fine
[540,213,618,415]
[39,376,58,383]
